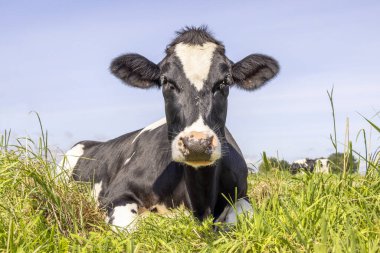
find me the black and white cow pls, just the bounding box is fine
[290,158,330,174]
[314,158,330,173]
[290,159,316,174]
[59,27,279,230]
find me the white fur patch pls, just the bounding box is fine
[315,159,330,173]
[132,118,166,143]
[57,144,85,177]
[217,199,254,224]
[92,181,102,201]
[293,159,307,164]
[175,42,217,91]
[110,203,139,232]
[124,152,135,165]
[225,199,253,224]
[171,115,221,168]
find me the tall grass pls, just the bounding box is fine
[0,107,379,252]
[0,126,107,251]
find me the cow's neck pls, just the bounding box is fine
[183,165,219,220]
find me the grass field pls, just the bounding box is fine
[0,131,379,252]
[1,107,379,252]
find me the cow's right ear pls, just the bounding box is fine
[110,54,161,89]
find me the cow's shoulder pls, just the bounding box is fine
[103,129,185,210]
[102,119,175,202]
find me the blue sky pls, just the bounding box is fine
[1,1,379,166]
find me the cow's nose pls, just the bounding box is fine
[178,131,216,161]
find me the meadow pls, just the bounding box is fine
[0,109,379,252]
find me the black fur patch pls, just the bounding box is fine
[110,53,160,88]
[169,26,222,47]
[165,26,225,55]
[232,54,279,90]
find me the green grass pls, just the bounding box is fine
[1,101,379,252]
[0,135,379,252]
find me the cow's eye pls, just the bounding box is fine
[168,83,177,90]
[166,81,179,91]
[213,77,229,95]
[161,76,179,92]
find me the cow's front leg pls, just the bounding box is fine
[106,202,139,231]
[216,198,253,224]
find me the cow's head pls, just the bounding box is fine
[110,27,279,168]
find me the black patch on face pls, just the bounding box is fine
[219,63,229,73]
[159,45,232,142]
[202,53,232,137]
[160,55,200,140]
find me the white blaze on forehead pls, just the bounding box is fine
[175,42,217,91]
[110,203,138,232]
[57,144,85,177]
[132,118,166,143]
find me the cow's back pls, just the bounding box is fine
[71,129,140,182]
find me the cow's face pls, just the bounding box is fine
[110,27,279,168]
[158,42,232,168]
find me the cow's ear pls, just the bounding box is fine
[110,54,160,89]
[232,54,279,90]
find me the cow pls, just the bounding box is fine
[290,159,315,174]
[314,158,330,173]
[290,158,330,174]
[59,26,279,230]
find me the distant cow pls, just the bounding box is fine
[314,158,330,173]
[290,158,330,174]
[59,27,279,230]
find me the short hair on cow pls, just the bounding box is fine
[167,25,223,48]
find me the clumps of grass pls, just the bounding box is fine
[1,133,380,251]
[1,104,380,252]
[244,171,380,252]
[130,210,217,252]
[0,134,107,251]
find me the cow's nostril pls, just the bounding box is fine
[178,137,190,156]
[180,137,189,147]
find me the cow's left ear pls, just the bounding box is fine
[232,54,279,90]
[110,53,160,89]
